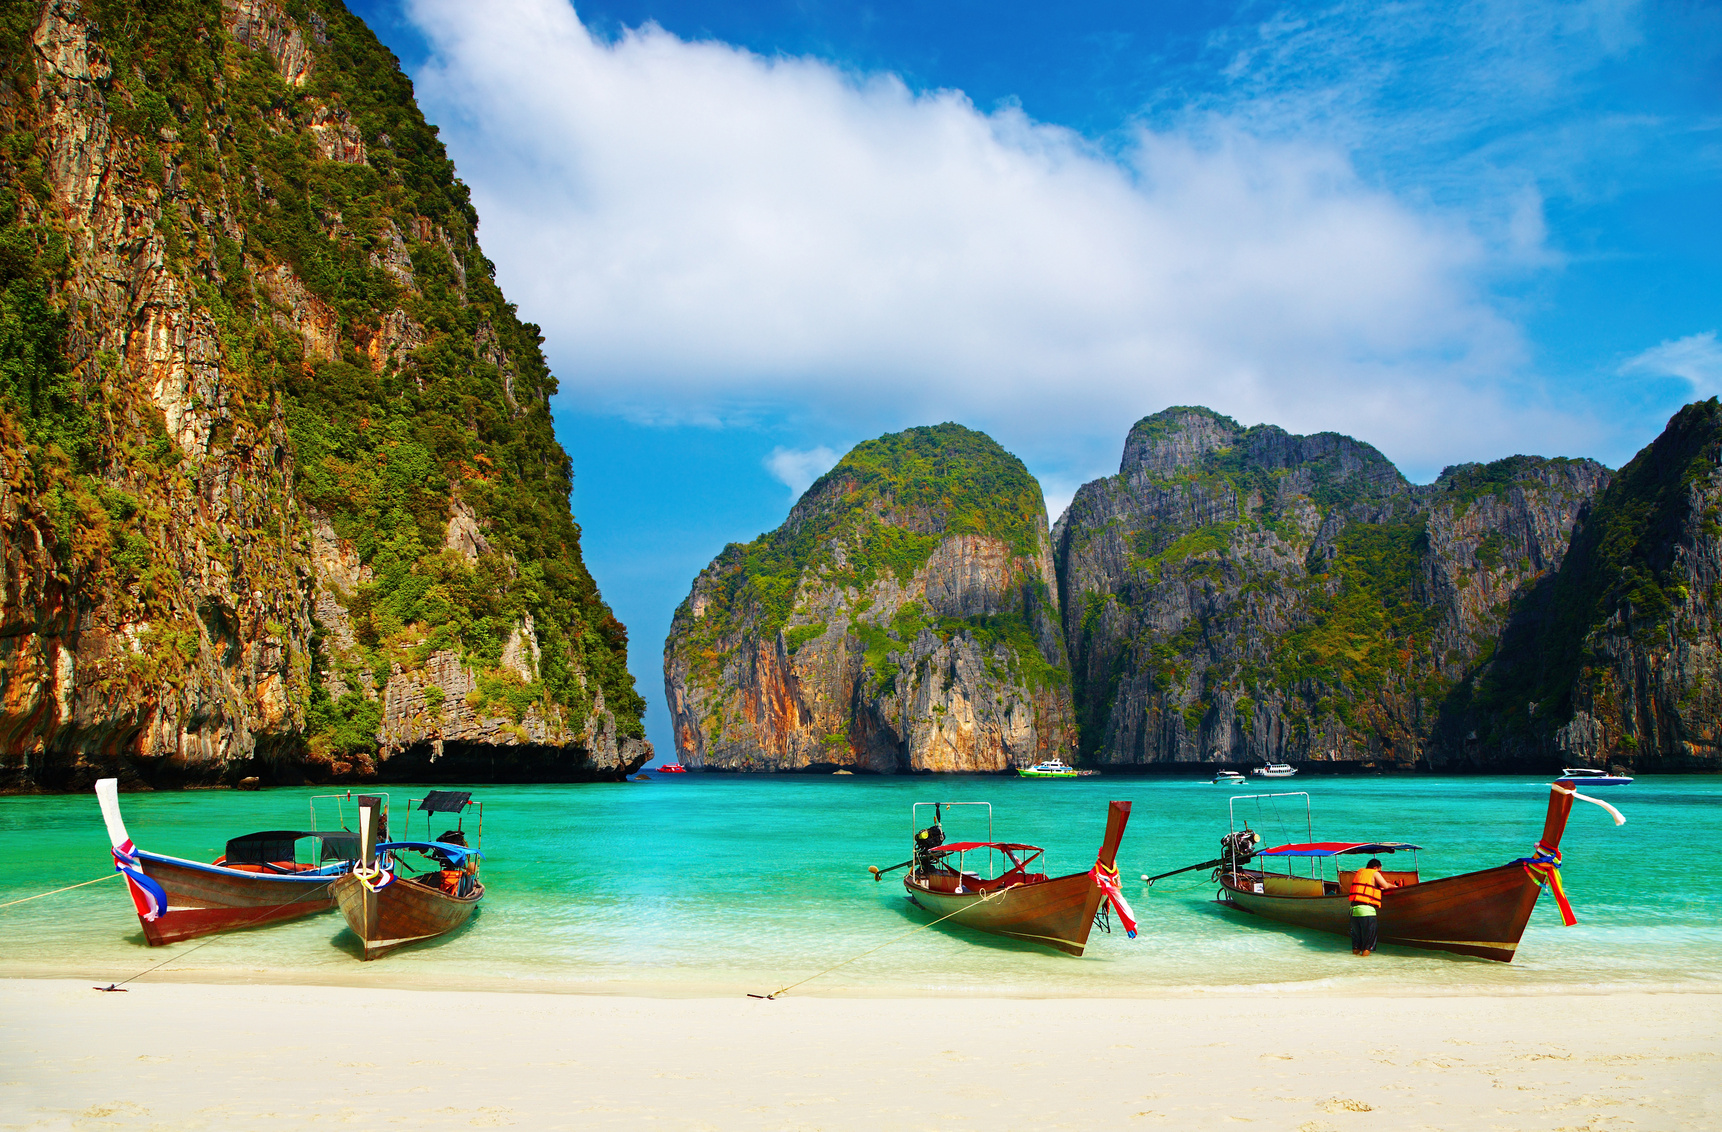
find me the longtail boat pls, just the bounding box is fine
[1213,785,1624,962]
[95,778,357,946]
[878,800,1136,956]
[331,791,483,960]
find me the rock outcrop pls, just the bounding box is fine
[1458,399,1722,771]
[1053,407,1609,771]
[0,0,646,790]
[664,424,1075,772]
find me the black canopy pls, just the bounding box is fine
[417,791,473,814]
[225,830,360,865]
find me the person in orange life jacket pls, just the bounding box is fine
[1349,858,1396,956]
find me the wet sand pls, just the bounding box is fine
[3,979,1718,1130]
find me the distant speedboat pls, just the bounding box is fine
[1558,767,1632,786]
[1019,759,1079,778]
[1252,763,1297,778]
[655,764,689,774]
[1213,770,1247,785]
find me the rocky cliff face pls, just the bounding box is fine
[0,0,646,790]
[664,424,1075,772]
[1459,399,1722,771]
[1053,406,1609,770]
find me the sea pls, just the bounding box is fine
[2,774,1716,998]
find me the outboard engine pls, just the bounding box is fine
[1220,828,1261,870]
[912,822,946,873]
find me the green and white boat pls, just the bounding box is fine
[1018,758,1079,779]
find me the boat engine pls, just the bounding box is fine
[1220,829,1261,868]
[912,822,946,874]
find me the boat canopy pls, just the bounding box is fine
[225,830,359,865]
[928,841,1041,854]
[378,840,482,862]
[1255,841,1423,857]
[417,790,473,814]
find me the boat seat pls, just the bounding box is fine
[1261,874,1326,897]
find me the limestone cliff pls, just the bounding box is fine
[664,424,1075,772]
[1459,399,1722,771]
[1053,407,1608,770]
[0,0,646,789]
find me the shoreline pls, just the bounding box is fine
[7,767,1718,795]
[5,979,1717,1130]
[7,964,1722,1000]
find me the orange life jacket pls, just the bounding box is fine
[1348,868,1385,908]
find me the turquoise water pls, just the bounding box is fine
[2,775,1717,997]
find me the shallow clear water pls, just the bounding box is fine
[2,775,1716,997]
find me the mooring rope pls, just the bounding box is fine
[0,872,120,909]
[94,879,338,992]
[750,883,1021,1000]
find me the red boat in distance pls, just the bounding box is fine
[654,764,689,774]
[1213,784,1625,962]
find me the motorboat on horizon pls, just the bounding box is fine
[1018,758,1079,778]
[1558,767,1632,786]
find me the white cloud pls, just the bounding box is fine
[764,445,840,501]
[1620,331,1722,396]
[403,0,1604,481]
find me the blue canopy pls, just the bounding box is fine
[378,840,482,862]
[1255,841,1423,857]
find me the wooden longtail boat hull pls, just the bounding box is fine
[132,852,340,946]
[331,872,482,960]
[906,871,1102,955]
[1219,863,1540,962]
[903,800,1131,957]
[1216,786,1582,963]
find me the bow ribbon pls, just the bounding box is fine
[352,864,394,893]
[111,839,168,922]
[1518,842,1576,926]
[1089,860,1138,938]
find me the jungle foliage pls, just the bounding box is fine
[0,0,642,748]
[686,424,1049,651]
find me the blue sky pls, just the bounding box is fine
[344,0,1720,761]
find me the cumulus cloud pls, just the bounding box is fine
[403,0,1601,479]
[764,445,840,501]
[1620,332,1722,396]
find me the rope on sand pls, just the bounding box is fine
[750,884,1020,1000]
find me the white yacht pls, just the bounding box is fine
[1251,762,1298,778]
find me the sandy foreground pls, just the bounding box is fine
[3,981,1719,1131]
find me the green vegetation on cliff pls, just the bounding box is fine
[688,424,1046,648]
[1467,398,1722,743]
[0,0,642,764]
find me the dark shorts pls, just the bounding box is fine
[1350,908,1379,951]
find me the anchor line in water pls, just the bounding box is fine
[750,884,1021,1000]
[0,872,120,909]
[96,879,337,992]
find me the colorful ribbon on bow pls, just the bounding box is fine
[111,839,168,922]
[1089,860,1139,938]
[352,864,394,893]
[1518,842,1576,926]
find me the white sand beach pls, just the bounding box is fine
[3,980,1718,1130]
